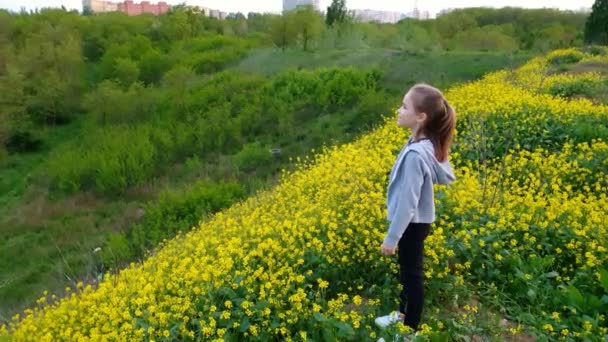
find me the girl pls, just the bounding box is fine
[375,83,456,337]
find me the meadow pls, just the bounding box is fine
[2,47,607,341]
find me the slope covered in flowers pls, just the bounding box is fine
[2,47,608,341]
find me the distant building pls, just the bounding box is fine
[83,0,118,13]
[83,0,169,15]
[83,0,229,18]
[209,9,227,19]
[178,6,226,18]
[117,0,170,16]
[352,9,406,23]
[406,7,432,20]
[283,0,320,12]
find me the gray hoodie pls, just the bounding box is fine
[383,138,456,247]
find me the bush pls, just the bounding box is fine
[548,79,599,98]
[351,90,392,130]
[104,179,246,266]
[6,129,42,153]
[99,233,132,267]
[190,48,245,74]
[582,45,608,56]
[48,124,159,194]
[233,142,273,172]
[547,49,585,65]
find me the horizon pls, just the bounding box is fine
[0,0,595,17]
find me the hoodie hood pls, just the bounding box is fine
[407,139,456,185]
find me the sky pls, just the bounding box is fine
[0,0,595,17]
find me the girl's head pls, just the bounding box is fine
[397,83,456,162]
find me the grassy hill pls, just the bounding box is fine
[0,46,530,321]
[2,47,607,341]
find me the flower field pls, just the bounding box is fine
[2,48,607,341]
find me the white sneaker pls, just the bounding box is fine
[377,333,414,342]
[374,311,404,328]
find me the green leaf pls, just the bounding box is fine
[253,300,270,310]
[313,312,328,322]
[321,326,335,340]
[217,285,237,299]
[427,331,450,342]
[599,269,608,293]
[566,285,584,308]
[238,317,250,332]
[544,271,559,278]
[335,322,355,338]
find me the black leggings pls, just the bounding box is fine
[398,222,431,331]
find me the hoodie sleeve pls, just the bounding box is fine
[383,151,425,248]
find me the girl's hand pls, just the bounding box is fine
[380,243,396,256]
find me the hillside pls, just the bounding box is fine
[2,47,607,341]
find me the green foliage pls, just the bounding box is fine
[450,26,519,51]
[100,233,132,267]
[454,107,608,163]
[436,7,586,51]
[138,50,171,85]
[48,124,160,194]
[5,129,42,153]
[233,142,273,172]
[582,44,608,56]
[83,80,159,126]
[189,47,247,74]
[270,12,297,51]
[548,50,585,65]
[112,57,139,88]
[584,0,608,44]
[548,78,601,98]
[103,179,246,267]
[1,18,85,125]
[293,6,324,51]
[46,67,385,195]
[326,0,348,27]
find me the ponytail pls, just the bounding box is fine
[410,84,456,162]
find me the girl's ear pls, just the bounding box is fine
[416,111,427,124]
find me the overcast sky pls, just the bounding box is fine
[0,0,595,17]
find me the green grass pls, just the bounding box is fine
[236,48,535,94]
[0,47,531,322]
[0,121,83,213]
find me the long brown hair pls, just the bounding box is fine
[409,83,456,162]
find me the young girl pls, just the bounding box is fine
[375,83,456,336]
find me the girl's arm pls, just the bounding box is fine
[383,152,425,248]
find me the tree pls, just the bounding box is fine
[232,17,249,36]
[326,0,347,27]
[84,80,129,126]
[162,66,198,114]
[293,6,324,51]
[17,30,84,124]
[139,50,170,85]
[113,58,140,88]
[247,12,273,34]
[435,10,477,42]
[584,0,608,44]
[0,65,27,146]
[270,13,296,51]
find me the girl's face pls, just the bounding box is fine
[397,90,426,130]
